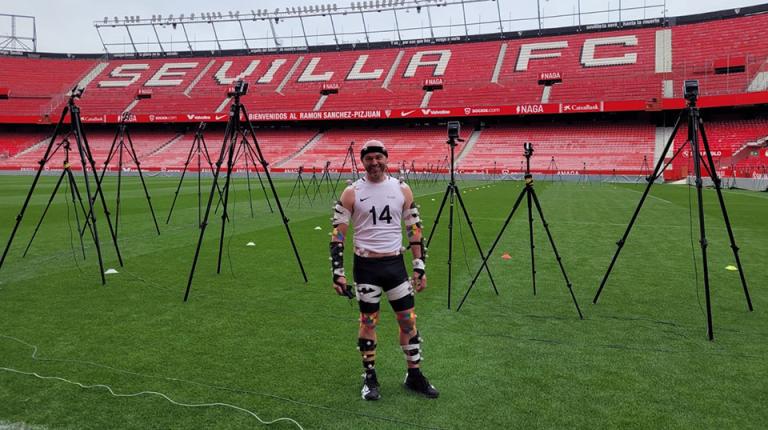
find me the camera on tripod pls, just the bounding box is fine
[228,80,249,97]
[684,80,699,102]
[68,86,84,99]
[524,142,534,157]
[447,121,462,142]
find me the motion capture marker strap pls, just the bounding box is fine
[396,310,416,321]
[404,207,422,226]
[330,241,346,286]
[401,332,422,363]
[332,201,350,226]
[386,281,414,301]
[358,337,377,370]
[412,259,425,278]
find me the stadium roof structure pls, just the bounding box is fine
[92,0,668,56]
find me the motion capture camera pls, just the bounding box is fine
[684,80,699,102]
[523,142,534,157]
[228,80,249,97]
[447,121,461,141]
[68,86,84,99]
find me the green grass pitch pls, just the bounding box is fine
[0,173,766,429]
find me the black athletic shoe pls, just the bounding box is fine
[404,371,439,398]
[361,371,381,400]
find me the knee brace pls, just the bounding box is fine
[401,331,422,364]
[358,337,377,370]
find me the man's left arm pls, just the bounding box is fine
[402,184,427,292]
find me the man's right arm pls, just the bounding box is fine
[330,186,355,298]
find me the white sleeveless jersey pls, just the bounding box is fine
[351,176,405,253]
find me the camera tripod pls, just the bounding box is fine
[457,143,583,318]
[332,141,361,197]
[637,155,651,183]
[287,166,312,208]
[88,112,161,239]
[0,88,122,284]
[312,161,334,203]
[183,81,307,301]
[426,132,498,309]
[166,122,225,226]
[593,89,753,340]
[215,133,274,217]
[547,156,562,182]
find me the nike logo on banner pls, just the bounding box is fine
[360,197,371,202]
[400,110,415,117]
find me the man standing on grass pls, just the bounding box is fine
[329,140,439,401]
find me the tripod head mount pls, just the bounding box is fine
[67,86,84,101]
[523,142,534,159]
[684,79,699,106]
[228,80,249,98]
[446,121,464,146]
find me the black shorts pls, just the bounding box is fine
[353,254,415,313]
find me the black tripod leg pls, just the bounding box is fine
[254,163,274,213]
[115,142,124,240]
[201,135,227,209]
[216,139,238,274]
[287,174,300,206]
[184,117,236,301]
[245,145,274,213]
[166,134,196,224]
[241,105,307,282]
[594,110,685,304]
[125,132,160,235]
[530,188,583,319]
[22,170,67,257]
[527,187,536,296]
[80,130,119,239]
[447,185,455,309]
[698,120,753,311]
[457,187,527,311]
[453,185,499,295]
[66,168,89,259]
[244,149,255,218]
[425,185,451,248]
[80,125,124,268]
[688,112,715,340]
[72,117,107,284]
[215,138,245,215]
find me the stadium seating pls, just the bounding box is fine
[278,125,470,172]
[0,56,96,115]
[460,122,656,174]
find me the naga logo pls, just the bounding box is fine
[516,104,544,114]
[400,110,416,117]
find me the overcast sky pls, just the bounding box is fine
[2,0,766,53]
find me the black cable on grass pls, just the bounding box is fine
[0,334,443,430]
